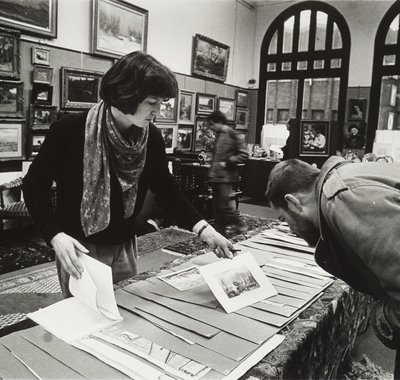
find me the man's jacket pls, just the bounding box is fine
[315,156,400,348]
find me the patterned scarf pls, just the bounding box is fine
[80,101,148,236]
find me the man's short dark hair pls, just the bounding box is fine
[207,110,227,124]
[100,51,178,114]
[266,159,320,209]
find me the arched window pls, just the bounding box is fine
[257,1,350,164]
[368,1,400,158]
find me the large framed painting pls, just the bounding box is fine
[157,97,177,123]
[0,27,20,80]
[192,34,230,82]
[0,119,23,159]
[177,125,194,151]
[178,90,195,124]
[92,0,148,59]
[30,105,57,130]
[61,67,103,109]
[196,93,216,116]
[218,97,236,122]
[156,124,177,153]
[299,120,330,157]
[0,80,23,118]
[0,0,57,38]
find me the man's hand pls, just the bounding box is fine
[198,224,234,258]
[50,232,89,279]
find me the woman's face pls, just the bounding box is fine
[113,96,166,129]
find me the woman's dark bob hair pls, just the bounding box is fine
[100,51,178,114]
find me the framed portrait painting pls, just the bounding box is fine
[178,90,195,124]
[196,93,216,115]
[30,105,57,130]
[157,97,177,123]
[32,83,53,105]
[192,34,230,82]
[177,125,194,151]
[0,80,23,118]
[92,0,148,59]
[0,0,57,38]
[61,67,103,109]
[236,90,248,109]
[299,120,330,157]
[348,98,367,121]
[218,97,236,122]
[0,120,23,159]
[156,124,177,153]
[0,27,20,80]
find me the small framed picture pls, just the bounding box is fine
[157,97,177,123]
[390,84,397,107]
[196,93,216,115]
[178,90,195,124]
[30,134,47,157]
[343,121,366,149]
[32,83,53,105]
[30,105,58,130]
[194,117,214,152]
[32,66,53,84]
[177,125,194,151]
[0,80,23,118]
[156,124,177,153]
[236,109,249,129]
[348,99,367,121]
[0,119,23,159]
[61,67,103,109]
[299,120,330,157]
[0,27,21,80]
[236,90,249,108]
[32,46,50,66]
[218,97,236,122]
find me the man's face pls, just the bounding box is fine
[271,205,320,247]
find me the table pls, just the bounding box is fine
[0,225,373,379]
[241,158,279,201]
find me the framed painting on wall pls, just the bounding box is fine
[0,0,57,38]
[30,133,47,157]
[218,97,236,122]
[0,80,23,118]
[236,109,249,129]
[196,93,216,116]
[32,83,53,105]
[157,97,177,123]
[30,105,57,130]
[92,0,148,59]
[192,34,230,82]
[0,27,20,80]
[156,124,177,153]
[178,90,195,124]
[32,46,51,66]
[61,67,103,109]
[348,98,367,121]
[32,65,53,84]
[236,90,248,108]
[177,125,194,151]
[0,120,23,159]
[299,120,330,157]
[194,117,214,152]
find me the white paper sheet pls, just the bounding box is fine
[198,253,278,313]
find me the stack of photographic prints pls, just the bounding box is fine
[0,225,334,379]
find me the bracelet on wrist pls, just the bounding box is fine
[197,223,209,237]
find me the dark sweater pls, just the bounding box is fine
[22,111,202,245]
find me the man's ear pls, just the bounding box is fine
[284,194,302,213]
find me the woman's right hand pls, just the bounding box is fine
[50,232,89,279]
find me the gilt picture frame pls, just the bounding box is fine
[92,0,148,59]
[0,27,20,80]
[0,80,23,118]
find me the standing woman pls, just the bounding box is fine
[23,51,233,297]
